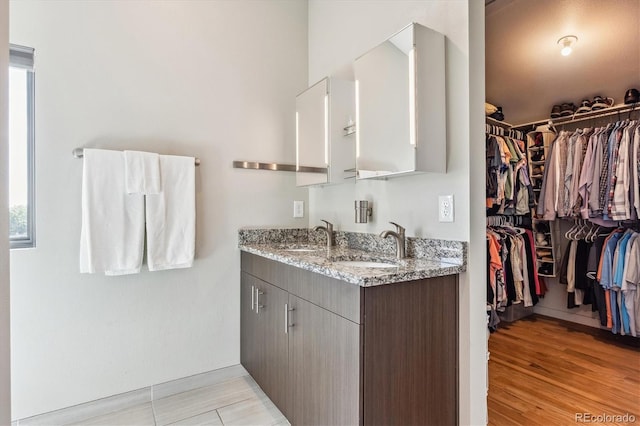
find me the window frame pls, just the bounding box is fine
[9,44,35,249]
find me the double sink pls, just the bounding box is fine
[279,245,402,270]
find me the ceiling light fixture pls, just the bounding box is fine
[557,35,578,56]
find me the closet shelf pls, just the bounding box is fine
[513,102,639,130]
[485,116,514,128]
[526,128,559,279]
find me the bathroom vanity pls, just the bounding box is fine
[239,229,466,426]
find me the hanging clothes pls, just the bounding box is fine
[486,132,534,216]
[486,225,543,313]
[559,238,592,309]
[590,227,640,338]
[537,121,640,224]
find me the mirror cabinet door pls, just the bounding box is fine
[355,24,415,178]
[354,23,446,179]
[296,78,329,186]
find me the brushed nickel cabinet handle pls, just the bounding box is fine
[251,285,255,312]
[256,288,264,314]
[285,303,295,334]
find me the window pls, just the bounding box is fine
[9,44,35,249]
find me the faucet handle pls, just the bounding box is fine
[389,222,405,234]
[321,219,333,229]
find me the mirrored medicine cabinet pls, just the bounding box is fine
[296,77,355,187]
[354,22,446,179]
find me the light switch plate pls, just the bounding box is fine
[293,200,304,218]
[438,195,454,222]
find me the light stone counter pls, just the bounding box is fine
[238,228,467,287]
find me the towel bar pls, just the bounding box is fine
[72,148,200,166]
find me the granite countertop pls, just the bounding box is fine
[238,228,467,287]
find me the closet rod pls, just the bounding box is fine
[514,103,639,130]
[72,148,201,166]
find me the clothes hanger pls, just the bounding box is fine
[565,220,578,240]
[576,219,589,240]
[568,219,579,240]
[570,219,585,240]
[584,221,597,242]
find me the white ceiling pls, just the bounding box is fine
[485,0,640,125]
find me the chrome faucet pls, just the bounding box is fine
[313,219,335,249]
[380,221,406,259]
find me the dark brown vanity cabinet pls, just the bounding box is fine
[240,251,458,426]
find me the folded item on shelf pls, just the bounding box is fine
[485,102,498,115]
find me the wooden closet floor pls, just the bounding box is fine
[488,314,640,426]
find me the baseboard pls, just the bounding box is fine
[523,314,640,348]
[16,364,249,425]
[17,388,151,426]
[533,305,602,328]
[152,364,248,400]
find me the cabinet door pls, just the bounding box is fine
[240,272,259,379]
[296,78,329,186]
[240,272,289,415]
[362,276,458,425]
[253,278,289,418]
[288,295,361,426]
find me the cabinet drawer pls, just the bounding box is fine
[241,251,293,292]
[241,252,361,324]
[288,267,361,324]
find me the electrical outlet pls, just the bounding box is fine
[438,195,454,222]
[293,200,304,218]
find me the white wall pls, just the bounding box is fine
[9,0,308,419]
[308,1,487,424]
[0,0,12,422]
[308,0,471,239]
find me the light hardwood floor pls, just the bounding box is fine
[488,314,640,426]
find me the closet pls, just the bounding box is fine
[485,0,640,332]
[485,0,640,424]
[485,0,640,425]
[485,0,640,423]
[486,108,640,334]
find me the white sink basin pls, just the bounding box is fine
[333,260,398,269]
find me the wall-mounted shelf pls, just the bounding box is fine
[232,161,326,174]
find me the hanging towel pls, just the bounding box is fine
[124,150,161,194]
[145,155,195,271]
[80,149,145,275]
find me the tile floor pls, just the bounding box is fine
[64,375,288,426]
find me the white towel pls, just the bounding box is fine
[145,155,195,271]
[80,149,145,275]
[124,150,161,194]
